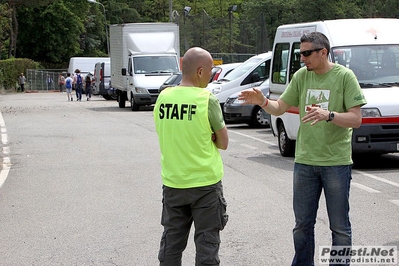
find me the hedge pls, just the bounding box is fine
[0,58,40,91]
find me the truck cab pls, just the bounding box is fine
[110,23,180,111]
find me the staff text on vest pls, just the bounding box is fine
[158,103,197,120]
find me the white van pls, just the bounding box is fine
[269,18,399,156]
[206,52,272,108]
[68,57,109,78]
[92,60,116,100]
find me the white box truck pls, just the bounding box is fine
[109,23,180,111]
[269,18,399,156]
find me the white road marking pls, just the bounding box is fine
[229,129,275,145]
[1,133,8,144]
[240,144,257,150]
[354,170,399,188]
[389,200,399,207]
[229,129,399,202]
[351,182,380,193]
[0,112,11,189]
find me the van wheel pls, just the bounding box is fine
[249,106,269,128]
[278,122,295,157]
[131,96,140,111]
[118,92,126,108]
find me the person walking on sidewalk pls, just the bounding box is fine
[85,75,92,101]
[58,73,65,92]
[18,73,26,92]
[65,73,74,101]
[74,69,83,101]
[46,74,53,91]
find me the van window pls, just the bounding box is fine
[241,59,271,85]
[225,57,265,81]
[333,44,399,83]
[272,43,290,84]
[289,43,303,81]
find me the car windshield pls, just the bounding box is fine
[133,56,179,74]
[222,57,265,81]
[332,45,399,88]
[164,73,182,85]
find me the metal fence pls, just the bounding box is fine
[211,53,255,64]
[173,10,270,57]
[26,69,67,91]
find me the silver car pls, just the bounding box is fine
[223,80,270,128]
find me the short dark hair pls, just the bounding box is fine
[300,32,330,55]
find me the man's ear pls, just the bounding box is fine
[197,67,203,77]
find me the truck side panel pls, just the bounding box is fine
[110,25,126,91]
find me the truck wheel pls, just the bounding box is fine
[131,96,140,111]
[278,122,295,157]
[118,92,126,108]
[248,105,269,128]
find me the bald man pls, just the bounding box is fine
[154,47,229,266]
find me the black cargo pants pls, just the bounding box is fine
[158,181,228,266]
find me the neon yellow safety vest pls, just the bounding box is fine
[154,86,223,189]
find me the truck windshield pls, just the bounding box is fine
[133,56,179,74]
[332,45,399,87]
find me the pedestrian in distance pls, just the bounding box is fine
[238,32,367,266]
[74,69,83,101]
[85,75,92,101]
[65,73,74,101]
[46,74,53,90]
[58,73,65,92]
[153,47,229,266]
[18,73,26,92]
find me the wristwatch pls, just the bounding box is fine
[326,111,335,122]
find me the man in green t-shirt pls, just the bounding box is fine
[239,32,367,266]
[154,47,229,266]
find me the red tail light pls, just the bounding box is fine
[212,69,222,81]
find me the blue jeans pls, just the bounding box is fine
[291,163,352,266]
[76,83,82,101]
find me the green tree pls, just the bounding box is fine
[17,1,83,66]
[0,3,11,59]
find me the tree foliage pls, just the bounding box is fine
[0,0,398,67]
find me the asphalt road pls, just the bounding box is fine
[0,92,398,265]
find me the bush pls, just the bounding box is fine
[0,58,40,91]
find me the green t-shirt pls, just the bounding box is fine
[280,64,367,166]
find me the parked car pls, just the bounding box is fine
[223,80,270,127]
[206,52,272,109]
[210,63,242,82]
[158,72,182,93]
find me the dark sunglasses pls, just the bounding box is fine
[299,48,323,57]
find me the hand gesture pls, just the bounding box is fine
[238,88,265,106]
